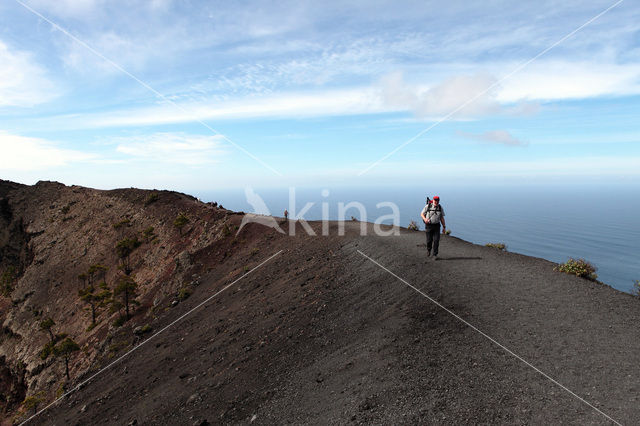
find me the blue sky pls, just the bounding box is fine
[1,0,640,192]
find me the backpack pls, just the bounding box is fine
[425,203,442,224]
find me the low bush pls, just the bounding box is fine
[177,286,192,301]
[145,193,159,205]
[112,316,127,327]
[1,265,17,296]
[554,258,598,280]
[112,219,131,230]
[633,280,640,296]
[21,391,46,414]
[142,226,156,243]
[485,243,506,251]
[444,229,451,235]
[39,341,55,360]
[407,221,418,231]
[115,237,141,257]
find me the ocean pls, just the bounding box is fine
[194,184,640,294]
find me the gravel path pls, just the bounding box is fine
[36,221,640,425]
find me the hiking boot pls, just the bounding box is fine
[433,254,439,260]
[427,250,431,257]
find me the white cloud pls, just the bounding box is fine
[114,132,226,165]
[380,71,503,119]
[0,40,58,107]
[0,131,94,170]
[9,58,640,131]
[26,0,105,19]
[78,88,390,128]
[457,130,528,147]
[497,61,640,102]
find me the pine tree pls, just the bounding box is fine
[53,337,80,380]
[174,212,189,235]
[115,238,141,275]
[78,286,97,325]
[113,275,140,319]
[39,318,55,343]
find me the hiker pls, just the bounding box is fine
[421,195,446,259]
[284,209,288,220]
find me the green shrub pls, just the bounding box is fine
[113,316,127,327]
[22,391,46,414]
[485,243,506,251]
[554,258,598,280]
[39,341,55,360]
[1,265,17,296]
[177,286,192,301]
[407,221,418,231]
[56,382,66,398]
[145,193,159,205]
[250,247,260,256]
[140,324,152,333]
[444,229,451,235]
[142,226,156,243]
[112,219,131,230]
[633,280,640,296]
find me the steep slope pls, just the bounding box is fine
[25,224,640,425]
[3,181,640,425]
[0,180,255,421]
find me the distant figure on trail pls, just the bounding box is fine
[421,195,446,260]
[284,209,288,220]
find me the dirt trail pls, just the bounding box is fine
[35,221,640,425]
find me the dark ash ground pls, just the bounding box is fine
[36,221,639,425]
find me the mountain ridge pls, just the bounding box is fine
[2,180,639,424]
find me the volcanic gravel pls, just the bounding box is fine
[35,221,640,425]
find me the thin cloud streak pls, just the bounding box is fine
[457,130,528,147]
[114,132,227,165]
[13,58,640,131]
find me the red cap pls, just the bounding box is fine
[433,195,440,200]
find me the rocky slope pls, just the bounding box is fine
[0,180,251,421]
[2,180,640,425]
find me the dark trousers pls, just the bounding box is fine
[425,224,441,255]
